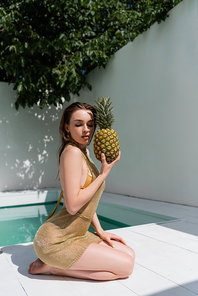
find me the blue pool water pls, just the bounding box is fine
[0,201,176,247]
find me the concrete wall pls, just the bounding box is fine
[0,83,76,191]
[1,0,198,207]
[79,0,198,207]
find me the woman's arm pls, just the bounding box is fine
[91,212,127,248]
[91,212,104,237]
[60,146,120,215]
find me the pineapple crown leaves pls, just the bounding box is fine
[94,96,115,130]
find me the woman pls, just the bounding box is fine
[28,102,135,281]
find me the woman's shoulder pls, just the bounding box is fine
[61,144,82,159]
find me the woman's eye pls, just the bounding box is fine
[75,124,93,127]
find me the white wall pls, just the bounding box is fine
[0,83,76,191]
[79,0,198,207]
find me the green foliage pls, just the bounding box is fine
[0,0,183,109]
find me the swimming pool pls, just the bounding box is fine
[0,200,176,247]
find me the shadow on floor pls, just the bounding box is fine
[1,244,93,283]
[146,280,198,296]
[1,244,62,281]
[159,219,198,238]
[2,244,37,277]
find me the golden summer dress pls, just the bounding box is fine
[33,150,105,270]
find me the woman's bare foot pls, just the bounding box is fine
[28,258,54,275]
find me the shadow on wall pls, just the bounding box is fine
[0,83,75,191]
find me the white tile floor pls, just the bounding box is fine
[1,192,198,296]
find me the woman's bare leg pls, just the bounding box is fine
[29,241,135,281]
[61,240,135,280]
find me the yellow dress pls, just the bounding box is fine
[33,150,105,270]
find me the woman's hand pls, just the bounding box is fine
[100,151,121,178]
[98,230,127,248]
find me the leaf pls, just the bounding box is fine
[8,45,17,52]
[17,83,23,93]
[21,58,25,67]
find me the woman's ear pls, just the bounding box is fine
[65,123,69,133]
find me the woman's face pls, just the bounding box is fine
[65,109,95,149]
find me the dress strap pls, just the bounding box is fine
[81,151,92,175]
[80,152,93,189]
[46,191,63,221]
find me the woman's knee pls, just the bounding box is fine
[123,246,135,273]
[126,246,135,260]
[126,253,135,276]
[118,252,135,278]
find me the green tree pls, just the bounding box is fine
[0,0,182,109]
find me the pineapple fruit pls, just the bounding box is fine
[93,97,120,163]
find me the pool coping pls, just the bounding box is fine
[0,188,61,207]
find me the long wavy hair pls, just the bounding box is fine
[58,102,97,163]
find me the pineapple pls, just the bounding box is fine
[93,97,120,163]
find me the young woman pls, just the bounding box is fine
[28,102,135,281]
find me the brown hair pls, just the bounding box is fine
[58,102,97,162]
